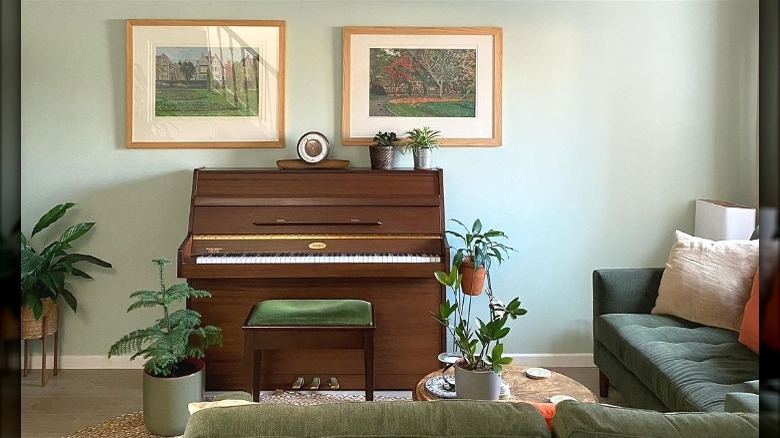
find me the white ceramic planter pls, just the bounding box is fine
[454,364,501,400]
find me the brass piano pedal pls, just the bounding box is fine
[309,376,321,389]
[328,377,340,389]
[292,377,304,390]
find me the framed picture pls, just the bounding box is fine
[342,26,502,147]
[126,19,286,148]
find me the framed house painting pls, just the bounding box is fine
[342,26,502,147]
[126,20,286,148]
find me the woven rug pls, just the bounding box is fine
[63,390,410,438]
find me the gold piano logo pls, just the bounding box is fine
[308,242,327,250]
[205,247,223,254]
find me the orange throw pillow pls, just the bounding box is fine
[738,268,760,353]
[524,401,556,429]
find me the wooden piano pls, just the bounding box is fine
[178,168,447,391]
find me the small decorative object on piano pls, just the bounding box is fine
[434,218,527,401]
[108,258,223,436]
[369,131,398,170]
[401,126,441,170]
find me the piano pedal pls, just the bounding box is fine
[328,377,340,389]
[292,376,305,390]
[309,376,321,389]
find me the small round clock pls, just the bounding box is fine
[296,131,330,164]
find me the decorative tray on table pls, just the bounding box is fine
[424,375,457,399]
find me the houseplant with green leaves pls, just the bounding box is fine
[108,257,223,436]
[20,202,112,319]
[446,218,514,295]
[370,130,398,170]
[401,126,441,169]
[434,218,527,400]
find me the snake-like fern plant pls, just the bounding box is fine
[108,258,223,377]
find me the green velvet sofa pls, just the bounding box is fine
[183,397,759,438]
[593,268,760,413]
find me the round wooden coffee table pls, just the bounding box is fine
[413,364,598,403]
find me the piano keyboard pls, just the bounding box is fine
[195,253,441,264]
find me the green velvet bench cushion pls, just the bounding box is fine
[246,299,373,326]
[595,313,759,412]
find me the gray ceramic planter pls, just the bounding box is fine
[143,357,205,437]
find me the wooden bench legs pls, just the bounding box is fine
[243,326,375,402]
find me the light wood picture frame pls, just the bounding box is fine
[342,26,502,147]
[126,19,286,148]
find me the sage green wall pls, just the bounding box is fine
[21,0,758,364]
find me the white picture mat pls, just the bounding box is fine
[131,25,281,144]
[347,33,496,141]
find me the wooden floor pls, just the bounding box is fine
[21,367,627,438]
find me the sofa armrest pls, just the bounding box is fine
[592,268,664,318]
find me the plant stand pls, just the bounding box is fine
[21,298,59,386]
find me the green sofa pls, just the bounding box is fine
[593,268,759,413]
[182,396,759,438]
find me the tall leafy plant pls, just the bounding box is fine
[434,218,527,373]
[108,258,223,377]
[21,202,112,319]
[447,218,514,270]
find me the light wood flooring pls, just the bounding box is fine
[21,367,627,438]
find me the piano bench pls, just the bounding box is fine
[242,299,375,402]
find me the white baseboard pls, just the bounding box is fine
[21,355,144,369]
[22,353,594,370]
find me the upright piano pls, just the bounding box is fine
[178,168,447,391]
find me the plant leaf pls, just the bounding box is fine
[30,202,75,238]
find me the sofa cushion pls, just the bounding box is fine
[651,230,758,332]
[552,400,758,438]
[596,313,758,412]
[184,399,552,438]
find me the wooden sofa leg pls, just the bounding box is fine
[598,370,609,397]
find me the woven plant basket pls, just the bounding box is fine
[369,145,395,170]
[21,298,58,340]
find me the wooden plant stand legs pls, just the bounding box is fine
[22,315,59,387]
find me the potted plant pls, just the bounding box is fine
[401,126,441,170]
[434,232,527,400]
[370,131,398,170]
[108,258,223,437]
[20,202,112,337]
[446,218,514,295]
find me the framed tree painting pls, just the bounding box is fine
[342,26,502,147]
[126,20,286,148]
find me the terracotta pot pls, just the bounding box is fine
[459,260,485,296]
[21,298,58,340]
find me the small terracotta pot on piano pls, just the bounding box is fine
[459,260,485,296]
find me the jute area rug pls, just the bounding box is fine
[63,390,410,438]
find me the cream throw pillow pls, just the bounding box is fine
[651,230,759,331]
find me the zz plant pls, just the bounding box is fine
[108,258,223,377]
